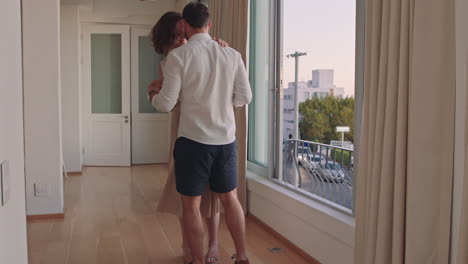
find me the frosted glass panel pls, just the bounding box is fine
[91,34,122,114]
[138,36,161,113]
[248,0,271,166]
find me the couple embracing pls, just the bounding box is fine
[148,2,252,264]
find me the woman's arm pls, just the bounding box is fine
[148,79,162,101]
[151,52,182,112]
[148,63,165,101]
[158,63,163,78]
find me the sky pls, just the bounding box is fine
[283,0,356,96]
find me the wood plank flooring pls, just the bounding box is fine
[27,165,313,264]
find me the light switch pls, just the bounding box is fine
[0,160,10,206]
[34,183,49,197]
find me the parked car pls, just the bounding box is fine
[296,145,311,165]
[309,155,326,168]
[296,145,328,166]
[301,155,326,178]
[317,162,345,183]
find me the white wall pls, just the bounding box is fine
[79,0,176,26]
[0,0,28,263]
[23,0,64,215]
[61,5,82,172]
[451,0,468,262]
[247,174,355,264]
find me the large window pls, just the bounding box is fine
[248,0,360,213]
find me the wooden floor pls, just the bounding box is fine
[27,165,312,264]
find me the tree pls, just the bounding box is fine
[299,96,354,144]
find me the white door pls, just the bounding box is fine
[82,24,131,166]
[131,27,170,164]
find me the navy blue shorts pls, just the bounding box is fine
[174,137,238,197]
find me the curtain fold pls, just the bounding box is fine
[455,56,468,264]
[209,0,249,213]
[355,0,456,263]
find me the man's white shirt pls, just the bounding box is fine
[152,33,252,145]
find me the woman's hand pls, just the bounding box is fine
[213,37,229,48]
[147,79,163,101]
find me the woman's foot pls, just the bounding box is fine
[206,245,220,264]
[231,254,249,264]
[182,247,192,264]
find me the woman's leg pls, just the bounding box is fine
[205,212,221,263]
[179,216,192,263]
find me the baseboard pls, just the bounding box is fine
[68,171,82,176]
[247,214,321,264]
[27,213,65,221]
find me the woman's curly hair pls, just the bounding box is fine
[150,11,183,55]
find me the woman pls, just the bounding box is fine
[148,11,227,264]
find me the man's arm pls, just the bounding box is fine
[233,53,252,107]
[151,52,183,112]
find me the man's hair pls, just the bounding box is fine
[182,2,210,28]
[150,11,183,55]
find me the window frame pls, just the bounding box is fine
[247,0,276,178]
[247,0,365,215]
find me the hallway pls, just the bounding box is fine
[27,165,313,264]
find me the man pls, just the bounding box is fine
[149,2,252,264]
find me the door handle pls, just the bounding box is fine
[121,116,129,123]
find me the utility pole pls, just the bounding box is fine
[286,51,307,140]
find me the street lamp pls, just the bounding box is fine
[286,51,307,140]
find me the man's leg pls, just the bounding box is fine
[179,217,192,263]
[206,212,221,262]
[174,137,213,264]
[210,141,249,261]
[217,190,248,261]
[181,195,204,264]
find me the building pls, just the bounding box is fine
[283,69,345,139]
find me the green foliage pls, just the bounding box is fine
[299,96,354,144]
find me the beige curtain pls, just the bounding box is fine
[209,0,249,213]
[455,57,468,263]
[175,0,191,12]
[209,0,249,62]
[355,0,456,263]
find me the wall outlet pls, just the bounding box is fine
[34,183,49,197]
[1,160,10,206]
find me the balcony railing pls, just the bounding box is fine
[282,139,354,211]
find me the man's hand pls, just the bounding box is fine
[213,37,229,48]
[147,79,163,101]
